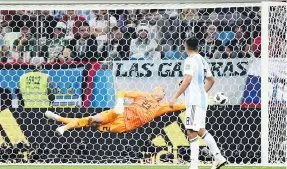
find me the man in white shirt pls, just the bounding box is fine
[169,37,227,169]
[89,10,117,47]
[129,24,160,60]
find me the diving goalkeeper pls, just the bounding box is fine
[45,87,185,135]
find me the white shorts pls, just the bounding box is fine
[185,105,207,131]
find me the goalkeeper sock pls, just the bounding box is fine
[64,117,90,130]
[202,132,221,156]
[189,137,199,169]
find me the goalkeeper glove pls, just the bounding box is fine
[208,96,216,105]
[114,98,124,114]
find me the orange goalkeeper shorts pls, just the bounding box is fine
[97,109,127,133]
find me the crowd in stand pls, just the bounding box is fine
[0,8,262,63]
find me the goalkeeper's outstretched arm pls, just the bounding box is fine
[154,103,186,118]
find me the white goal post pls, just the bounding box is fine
[0,0,286,166]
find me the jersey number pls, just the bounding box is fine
[26,76,41,85]
[142,100,151,110]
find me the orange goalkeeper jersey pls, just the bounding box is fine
[117,91,186,132]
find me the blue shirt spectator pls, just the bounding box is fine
[181,52,188,60]
[77,10,93,21]
[50,10,65,21]
[163,45,181,60]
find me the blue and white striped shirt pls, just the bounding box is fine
[183,53,212,109]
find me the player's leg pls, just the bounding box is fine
[45,111,77,124]
[56,112,110,136]
[185,106,200,169]
[97,112,127,133]
[196,108,227,169]
[45,110,102,135]
[53,109,119,135]
[89,109,117,126]
[187,129,199,169]
[198,129,226,169]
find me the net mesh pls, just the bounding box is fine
[0,4,283,165]
[267,4,287,164]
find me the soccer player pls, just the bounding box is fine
[169,37,227,169]
[45,87,185,135]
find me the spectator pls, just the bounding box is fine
[9,10,34,33]
[223,26,251,58]
[141,9,171,43]
[1,10,15,34]
[89,10,117,50]
[36,10,58,40]
[102,26,130,61]
[0,27,5,48]
[220,45,237,59]
[68,21,98,62]
[180,9,201,40]
[0,23,10,62]
[163,9,180,39]
[13,26,37,62]
[199,24,224,59]
[51,10,65,21]
[0,45,9,62]
[40,22,71,63]
[165,9,179,20]
[253,36,261,58]
[77,10,93,21]
[253,36,261,53]
[180,9,199,21]
[118,10,140,39]
[129,24,160,60]
[142,9,177,56]
[163,44,181,60]
[60,10,86,39]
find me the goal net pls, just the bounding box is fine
[263,2,287,164]
[0,1,285,166]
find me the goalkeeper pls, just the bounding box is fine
[45,87,185,135]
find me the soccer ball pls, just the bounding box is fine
[214,92,228,105]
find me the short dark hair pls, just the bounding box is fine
[80,21,90,27]
[233,25,244,32]
[55,28,67,34]
[111,26,120,32]
[185,37,199,51]
[21,26,30,31]
[29,65,41,71]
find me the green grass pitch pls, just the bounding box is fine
[0,166,285,169]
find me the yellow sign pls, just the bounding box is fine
[148,111,207,164]
[0,108,29,146]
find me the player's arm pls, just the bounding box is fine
[114,90,149,114]
[155,103,186,117]
[205,76,215,92]
[171,59,193,101]
[173,74,192,99]
[204,63,214,92]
